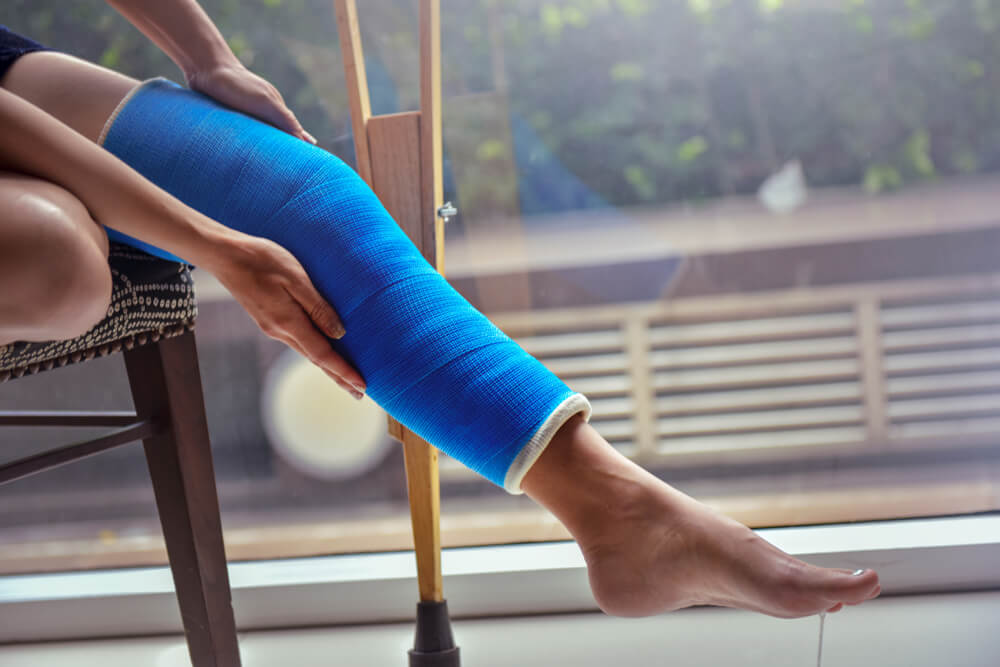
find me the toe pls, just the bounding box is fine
[817,567,880,602]
[773,564,879,616]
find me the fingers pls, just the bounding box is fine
[323,367,365,401]
[278,107,317,145]
[216,235,359,398]
[256,286,365,398]
[259,83,317,145]
[310,333,366,393]
[270,101,315,145]
[280,294,366,393]
[279,324,365,399]
[297,282,345,340]
[190,66,317,144]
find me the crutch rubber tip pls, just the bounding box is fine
[409,600,460,666]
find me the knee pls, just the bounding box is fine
[17,189,112,339]
[48,244,113,340]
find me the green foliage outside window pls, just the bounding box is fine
[4,0,999,214]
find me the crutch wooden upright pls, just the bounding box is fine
[334,1,460,664]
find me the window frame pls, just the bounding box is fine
[1,514,998,642]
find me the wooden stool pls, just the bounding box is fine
[0,243,241,667]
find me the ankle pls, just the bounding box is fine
[521,416,657,542]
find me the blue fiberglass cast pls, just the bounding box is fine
[100,79,590,492]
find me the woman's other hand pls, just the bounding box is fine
[209,235,366,399]
[187,63,317,144]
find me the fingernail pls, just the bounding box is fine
[351,382,366,394]
[352,390,364,400]
[853,569,866,576]
[330,324,345,339]
[305,131,318,145]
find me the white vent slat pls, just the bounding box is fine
[653,359,860,392]
[648,312,854,346]
[888,394,1000,421]
[545,353,628,376]
[882,324,1000,351]
[591,419,635,440]
[885,347,1000,374]
[658,426,866,454]
[587,397,635,417]
[657,405,864,436]
[655,382,861,416]
[881,300,1000,329]
[890,416,1000,439]
[886,370,1000,397]
[649,337,855,369]
[433,284,1000,479]
[516,329,624,356]
[566,375,631,396]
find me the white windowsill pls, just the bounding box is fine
[0,514,998,643]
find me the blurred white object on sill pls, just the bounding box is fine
[758,159,808,214]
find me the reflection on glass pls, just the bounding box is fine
[262,348,390,481]
[1,0,998,574]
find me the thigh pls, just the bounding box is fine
[1,50,139,143]
[0,170,111,343]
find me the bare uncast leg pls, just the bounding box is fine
[0,171,112,346]
[6,51,882,619]
[0,51,137,347]
[522,413,881,617]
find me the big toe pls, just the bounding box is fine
[770,566,879,618]
[816,567,880,602]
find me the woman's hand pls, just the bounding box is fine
[187,62,317,144]
[106,1,316,143]
[208,234,366,399]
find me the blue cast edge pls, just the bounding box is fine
[97,78,187,264]
[503,393,592,493]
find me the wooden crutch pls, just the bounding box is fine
[334,1,459,664]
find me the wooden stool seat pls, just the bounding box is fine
[0,242,196,382]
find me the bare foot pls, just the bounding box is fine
[521,415,881,619]
[577,480,881,618]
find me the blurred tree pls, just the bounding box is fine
[2,0,998,219]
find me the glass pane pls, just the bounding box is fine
[1,0,999,575]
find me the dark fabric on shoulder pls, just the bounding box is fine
[0,25,53,82]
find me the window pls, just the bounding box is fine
[2,0,999,576]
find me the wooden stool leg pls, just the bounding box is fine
[124,331,241,667]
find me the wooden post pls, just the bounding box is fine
[334,0,374,187]
[335,0,446,604]
[420,0,445,273]
[857,298,888,444]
